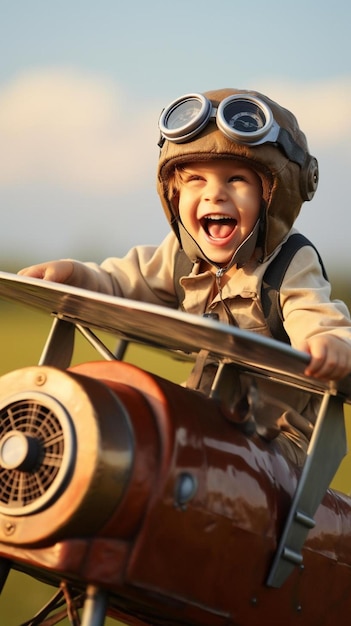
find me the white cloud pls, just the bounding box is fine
[0,70,350,268]
[0,68,160,192]
[0,70,350,198]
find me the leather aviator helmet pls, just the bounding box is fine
[157,88,318,268]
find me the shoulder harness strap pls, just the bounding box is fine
[261,233,328,344]
[174,234,328,344]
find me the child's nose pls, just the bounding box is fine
[204,180,228,202]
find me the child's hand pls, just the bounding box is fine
[301,335,351,381]
[18,261,74,284]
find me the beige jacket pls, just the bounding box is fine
[69,228,351,346]
[67,228,351,465]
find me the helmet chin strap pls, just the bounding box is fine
[177,218,261,274]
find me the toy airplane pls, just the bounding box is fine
[0,270,350,626]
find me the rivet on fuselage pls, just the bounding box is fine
[174,472,197,509]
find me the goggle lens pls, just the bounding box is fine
[159,94,212,143]
[217,95,274,144]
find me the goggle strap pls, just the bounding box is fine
[158,132,166,149]
[277,128,305,167]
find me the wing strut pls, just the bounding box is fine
[39,317,75,368]
[266,389,346,587]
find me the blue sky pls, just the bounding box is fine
[1,0,350,274]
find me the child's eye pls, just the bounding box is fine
[229,175,245,183]
[185,174,204,183]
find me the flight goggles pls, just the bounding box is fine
[158,92,307,168]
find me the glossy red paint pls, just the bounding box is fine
[1,360,350,625]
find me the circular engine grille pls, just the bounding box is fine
[0,393,75,516]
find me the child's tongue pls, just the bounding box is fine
[207,218,235,239]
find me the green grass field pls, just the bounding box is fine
[0,298,351,624]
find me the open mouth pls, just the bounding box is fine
[201,215,237,240]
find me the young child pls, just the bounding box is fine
[19,87,351,465]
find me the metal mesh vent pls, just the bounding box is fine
[0,394,74,516]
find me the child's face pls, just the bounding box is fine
[177,159,262,267]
